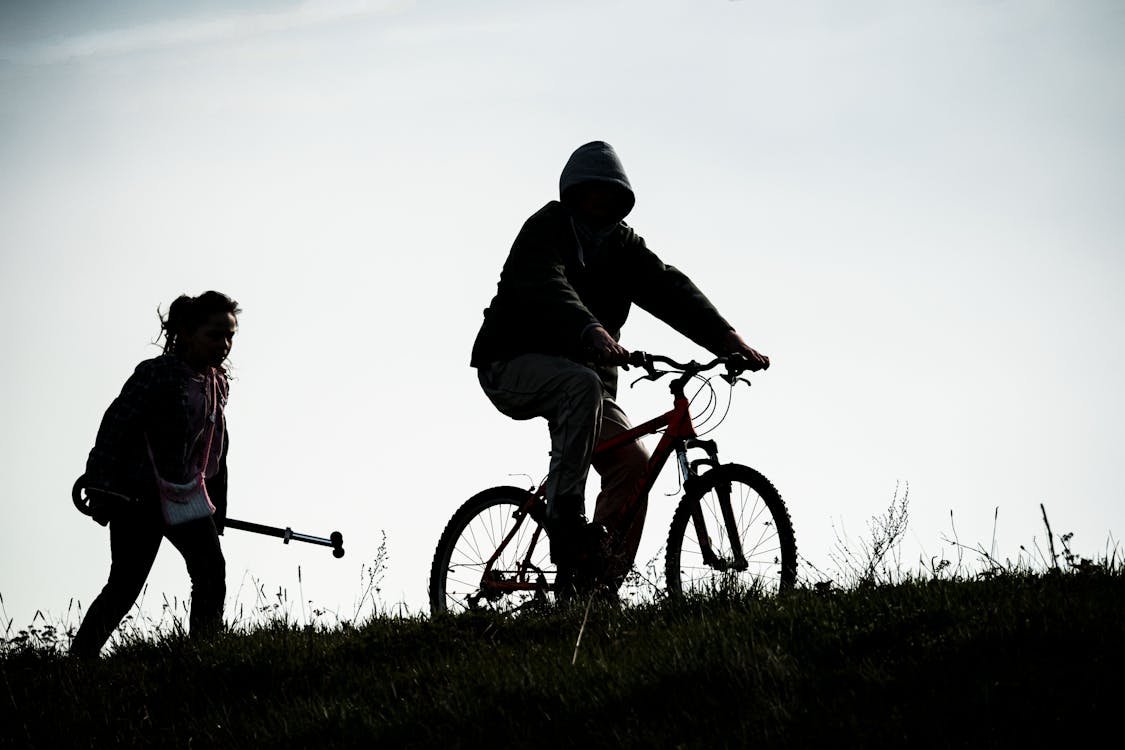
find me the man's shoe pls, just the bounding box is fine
[552,521,611,603]
[575,521,609,576]
[546,514,589,567]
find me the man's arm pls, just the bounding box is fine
[495,213,603,347]
[625,234,769,371]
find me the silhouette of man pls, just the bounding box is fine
[471,141,769,592]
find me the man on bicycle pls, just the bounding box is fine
[471,140,769,595]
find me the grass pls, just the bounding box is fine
[3,513,1123,748]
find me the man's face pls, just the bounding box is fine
[571,182,630,227]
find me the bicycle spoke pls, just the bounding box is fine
[431,490,556,615]
[669,466,794,597]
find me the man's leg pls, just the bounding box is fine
[478,353,607,584]
[591,398,650,584]
[478,353,604,523]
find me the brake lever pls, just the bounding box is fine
[720,354,753,386]
[629,369,671,388]
[719,370,752,388]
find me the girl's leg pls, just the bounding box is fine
[69,505,164,658]
[165,515,225,639]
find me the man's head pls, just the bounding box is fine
[559,141,635,227]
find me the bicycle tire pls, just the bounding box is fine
[428,486,555,615]
[665,463,797,597]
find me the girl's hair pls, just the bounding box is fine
[159,291,241,363]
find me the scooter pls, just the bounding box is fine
[72,475,345,559]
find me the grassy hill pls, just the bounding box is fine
[3,566,1122,749]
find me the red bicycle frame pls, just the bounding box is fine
[591,390,697,536]
[477,374,717,597]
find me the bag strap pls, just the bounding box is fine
[198,370,218,475]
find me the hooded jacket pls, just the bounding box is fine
[470,141,732,396]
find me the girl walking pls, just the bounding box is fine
[70,291,240,657]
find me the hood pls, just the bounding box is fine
[558,141,636,223]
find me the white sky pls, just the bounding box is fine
[2,0,1123,631]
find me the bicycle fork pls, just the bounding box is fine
[679,440,749,573]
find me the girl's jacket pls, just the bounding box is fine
[85,354,229,521]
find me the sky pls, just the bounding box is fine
[2,0,1123,636]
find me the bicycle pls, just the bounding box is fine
[428,351,797,614]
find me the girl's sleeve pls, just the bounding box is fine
[84,361,158,496]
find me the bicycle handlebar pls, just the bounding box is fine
[625,351,754,387]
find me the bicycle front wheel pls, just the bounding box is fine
[428,486,556,615]
[666,463,797,598]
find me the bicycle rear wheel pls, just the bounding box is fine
[428,486,556,615]
[665,463,797,597]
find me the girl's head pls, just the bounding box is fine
[161,291,241,373]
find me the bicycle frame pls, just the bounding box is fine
[476,358,750,599]
[592,391,698,535]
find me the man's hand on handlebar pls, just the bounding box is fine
[717,330,770,372]
[581,326,767,372]
[584,325,631,365]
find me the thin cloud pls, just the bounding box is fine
[5,0,413,65]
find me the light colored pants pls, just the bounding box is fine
[478,353,650,573]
